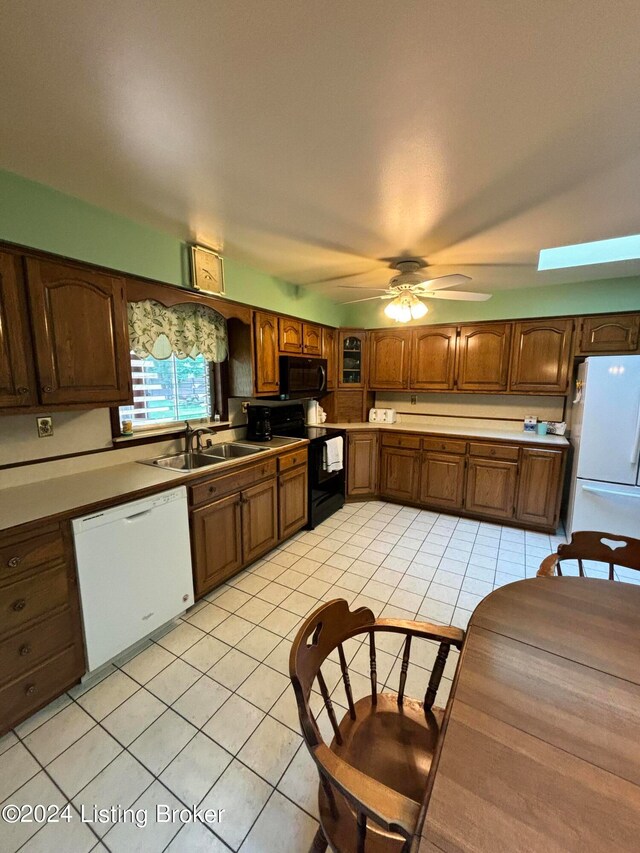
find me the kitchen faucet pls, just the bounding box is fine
[184,422,217,453]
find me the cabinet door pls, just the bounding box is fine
[347,431,379,497]
[410,327,457,390]
[457,323,512,391]
[303,323,322,355]
[322,327,337,390]
[369,330,410,390]
[379,447,420,502]
[191,493,243,596]
[278,466,308,539]
[0,252,37,408]
[279,318,303,353]
[25,259,130,406]
[339,331,366,388]
[516,448,563,529]
[466,458,518,520]
[254,312,280,393]
[419,452,466,510]
[242,478,278,564]
[577,314,640,354]
[509,319,573,393]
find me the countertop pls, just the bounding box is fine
[321,421,569,446]
[0,437,308,533]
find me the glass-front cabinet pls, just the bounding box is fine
[338,329,367,388]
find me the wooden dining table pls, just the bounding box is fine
[416,576,640,853]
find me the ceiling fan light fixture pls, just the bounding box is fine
[410,297,428,319]
[384,293,428,323]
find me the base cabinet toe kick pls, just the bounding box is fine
[346,430,567,532]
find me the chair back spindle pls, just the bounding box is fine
[337,642,357,721]
[424,642,450,711]
[369,630,377,706]
[397,635,412,706]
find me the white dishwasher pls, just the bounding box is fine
[72,486,194,673]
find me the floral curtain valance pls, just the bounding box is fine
[128,299,228,362]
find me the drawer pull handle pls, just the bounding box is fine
[17,387,29,395]
[208,486,216,494]
[42,385,53,393]
[19,644,31,656]
[8,556,22,568]
[12,598,26,611]
[490,449,496,455]
[25,684,37,696]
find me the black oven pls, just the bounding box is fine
[278,356,327,399]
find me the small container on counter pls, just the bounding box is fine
[536,422,548,436]
[524,415,537,432]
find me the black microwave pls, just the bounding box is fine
[278,356,327,398]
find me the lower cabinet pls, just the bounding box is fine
[420,452,466,510]
[379,447,420,503]
[242,479,279,564]
[347,431,379,497]
[516,448,564,529]
[279,465,308,539]
[465,458,518,520]
[191,494,244,594]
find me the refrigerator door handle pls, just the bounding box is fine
[581,483,640,499]
[631,393,640,466]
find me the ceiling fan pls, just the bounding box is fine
[340,258,492,322]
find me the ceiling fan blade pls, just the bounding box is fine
[338,285,391,291]
[423,290,492,301]
[342,295,390,304]
[419,274,472,291]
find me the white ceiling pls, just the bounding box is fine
[2,0,640,302]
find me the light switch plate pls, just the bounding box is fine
[36,416,53,438]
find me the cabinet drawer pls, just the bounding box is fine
[0,564,70,638]
[0,645,84,735]
[469,442,519,461]
[0,524,64,581]
[381,433,421,450]
[189,459,277,506]
[278,447,308,472]
[0,608,77,686]
[422,437,467,455]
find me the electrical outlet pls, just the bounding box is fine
[36,416,53,438]
[241,401,250,414]
[410,395,417,405]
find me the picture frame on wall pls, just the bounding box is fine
[190,245,225,295]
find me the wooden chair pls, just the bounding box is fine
[537,530,640,579]
[289,598,465,853]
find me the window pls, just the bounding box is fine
[119,352,214,431]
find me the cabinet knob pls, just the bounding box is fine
[19,644,31,656]
[17,387,29,395]
[8,555,22,568]
[208,485,216,494]
[490,448,496,455]
[25,684,37,696]
[12,598,26,612]
[42,385,53,393]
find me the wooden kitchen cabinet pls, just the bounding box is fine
[339,330,367,388]
[347,431,379,497]
[25,258,131,407]
[191,493,243,594]
[278,464,308,539]
[279,317,303,353]
[516,448,564,529]
[456,323,512,392]
[379,446,420,503]
[368,330,410,390]
[303,323,322,355]
[465,457,518,520]
[509,318,573,393]
[253,311,280,393]
[0,251,37,409]
[242,478,279,564]
[420,451,466,510]
[322,327,337,390]
[576,313,640,354]
[409,326,457,390]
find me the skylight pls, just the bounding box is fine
[538,234,640,271]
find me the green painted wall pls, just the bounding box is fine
[0,169,345,326]
[344,277,640,328]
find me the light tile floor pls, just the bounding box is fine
[1,501,570,853]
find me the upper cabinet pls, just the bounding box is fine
[303,323,322,355]
[322,327,337,390]
[409,326,457,390]
[0,251,37,408]
[253,311,280,394]
[509,318,573,394]
[339,330,367,388]
[25,259,131,407]
[368,330,410,390]
[456,323,512,392]
[278,317,303,353]
[576,313,640,354]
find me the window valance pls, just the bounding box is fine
[127,299,228,363]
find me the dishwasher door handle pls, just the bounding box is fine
[124,509,154,522]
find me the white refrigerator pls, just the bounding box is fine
[566,355,640,537]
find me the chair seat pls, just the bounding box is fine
[331,692,444,802]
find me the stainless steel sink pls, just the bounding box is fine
[201,442,268,459]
